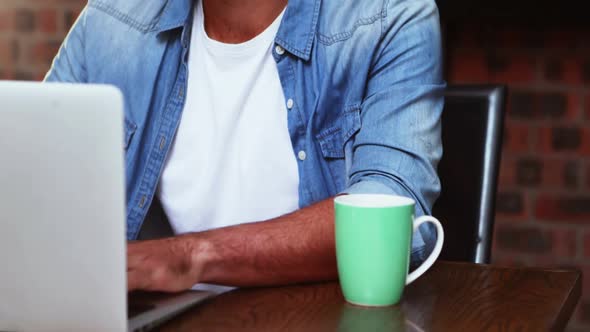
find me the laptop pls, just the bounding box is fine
[0,82,213,331]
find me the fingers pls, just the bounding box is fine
[127,269,146,292]
[128,265,194,293]
[127,247,152,291]
[126,238,199,292]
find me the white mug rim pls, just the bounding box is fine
[334,194,415,208]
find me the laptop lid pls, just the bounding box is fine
[0,82,127,332]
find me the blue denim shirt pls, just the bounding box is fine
[45,0,444,264]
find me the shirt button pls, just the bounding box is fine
[286,98,294,110]
[298,150,307,161]
[138,195,147,208]
[275,45,285,56]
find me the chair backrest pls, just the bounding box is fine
[432,85,507,264]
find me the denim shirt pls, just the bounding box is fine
[45,0,445,264]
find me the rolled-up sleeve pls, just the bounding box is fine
[44,6,89,83]
[342,0,445,266]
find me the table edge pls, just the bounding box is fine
[551,270,583,332]
[438,261,582,275]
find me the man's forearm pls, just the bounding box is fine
[191,198,338,287]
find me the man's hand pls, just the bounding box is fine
[127,198,337,292]
[127,236,208,292]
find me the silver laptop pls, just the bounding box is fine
[0,82,213,332]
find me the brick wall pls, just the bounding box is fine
[0,0,84,81]
[2,0,588,330]
[446,23,590,331]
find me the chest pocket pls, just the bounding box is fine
[316,106,361,159]
[124,117,137,150]
[315,106,361,192]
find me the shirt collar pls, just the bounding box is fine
[275,0,321,61]
[154,0,193,32]
[155,0,321,61]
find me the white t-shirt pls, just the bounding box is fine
[158,0,298,255]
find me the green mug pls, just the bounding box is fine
[334,194,444,307]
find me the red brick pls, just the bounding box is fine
[536,194,590,223]
[64,8,84,30]
[542,159,580,189]
[497,156,517,188]
[490,249,529,267]
[0,10,15,31]
[488,53,536,84]
[583,232,590,258]
[28,40,61,66]
[34,71,48,82]
[565,93,583,120]
[495,191,529,221]
[537,126,590,155]
[494,224,550,254]
[448,49,488,83]
[537,127,554,153]
[539,92,578,120]
[561,58,584,85]
[580,128,590,155]
[38,9,58,34]
[516,158,542,186]
[543,56,585,85]
[494,224,577,257]
[508,91,578,120]
[504,122,531,153]
[0,39,13,67]
[0,70,14,80]
[507,91,535,118]
[552,228,579,258]
[15,9,35,33]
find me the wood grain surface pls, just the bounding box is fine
[159,262,581,332]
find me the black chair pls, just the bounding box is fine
[432,85,507,264]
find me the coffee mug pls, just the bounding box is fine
[334,194,444,306]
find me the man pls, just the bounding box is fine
[45,0,444,292]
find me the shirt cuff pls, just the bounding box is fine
[340,180,399,196]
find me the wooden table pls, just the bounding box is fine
[160,262,582,331]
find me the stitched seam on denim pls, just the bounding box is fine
[316,104,360,141]
[90,1,157,32]
[344,103,361,114]
[317,12,381,45]
[305,0,322,56]
[319,140,341,157]
[275,37,307,59]
[381,0,390,37]
[343,104,361,140]
[129,77,186,238]
[353,166,431,215]
[285,58,307,134]
[316,126,341,140]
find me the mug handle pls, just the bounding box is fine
[406,216,444,285]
